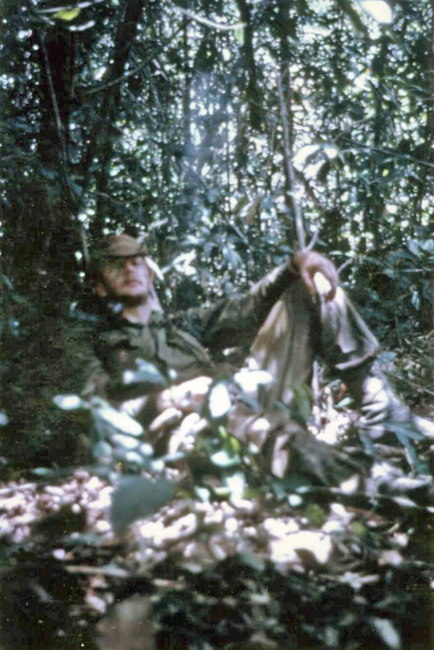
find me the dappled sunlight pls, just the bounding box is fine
[360,0,393,24]
[269,531,333,567]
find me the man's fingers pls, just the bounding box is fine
[313,272,335,301]
[325,262,339,294]
[326,286,337,301]
[294,252,339,301]
[300,270,316,297]
[302,266,337,300]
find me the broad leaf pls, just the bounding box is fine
[93,441,113,459]
[110,476,175,534]
[208,382,231,419]
[91,400,143,437]
[369,617,401,649]
[232,195,249,214]
[210,449,242,467]
[123,359,167,388]
[53,7,81,21]
[293,383,312,423]
[110,433,140,450]
[224,470,245,502]
[222,245,242,269]
[53,394,86,411]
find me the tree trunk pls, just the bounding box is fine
[236,0,261,130]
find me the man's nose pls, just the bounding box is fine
[123,258,136,271]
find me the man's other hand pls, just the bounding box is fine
[293,251,339,301]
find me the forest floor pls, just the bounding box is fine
[1,331,434,650]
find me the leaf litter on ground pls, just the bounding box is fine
[1,345,434,649]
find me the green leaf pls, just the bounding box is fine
[232,196,249,214]
[237,550,265,572]
[122,359,167,389]
[335,396,353,409]
[293,383,312,422]
[388,422,424,442]
[53,394,86,411]
[139,443,154,457]
[304,503,327,528]
[110,434,140,450]
[208,382,231,419]
[212,486,231,497]
[351,521,368,539]
[10,292,28,305]
[419,239,434,255]
[53,7,81,21]
[407,240,421,258]
[271,480,287,500]
[33,467,55,477]
[210,449,242,467]
[224,470,246,504]
[110,476,175,534]
[288,494,303,507]
[195,486,211,502]
[2,274,14,290]
[222,245,242,270]
[91,400,143,436]
[369,617,401,649]
[389,423,428,474]
[228,435,241,454]
[207,188,221,204]
[124,451,147,466]
[40,167,58,180]
[93,441,113,459]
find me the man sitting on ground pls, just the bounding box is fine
[80,233,433,484]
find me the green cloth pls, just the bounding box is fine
[82,262,293,402]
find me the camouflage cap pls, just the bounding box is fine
[96,233,149,259]
[89,234,149,281]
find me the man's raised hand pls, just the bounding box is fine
[292,251,339,301]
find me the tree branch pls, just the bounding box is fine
[340,136,434,172]
[235,0,261,129]
[276,69,305,250]
[174,6,245,31]
[78,0,147,235]
[39,36,71,197]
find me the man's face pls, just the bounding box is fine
[96,255,153,304]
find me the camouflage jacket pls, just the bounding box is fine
[80,262,295,403]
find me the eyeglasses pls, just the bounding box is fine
[103,255,147,273]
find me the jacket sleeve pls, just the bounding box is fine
[81,354,110,400]
[62,319,110,400]
[177,261,298,350]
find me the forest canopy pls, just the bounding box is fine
[1,0,433,327]
[0,0,432,471]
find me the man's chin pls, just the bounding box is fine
[115,292,149,307]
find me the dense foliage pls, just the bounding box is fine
[1,0,432,463]
[1,0,433,314]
